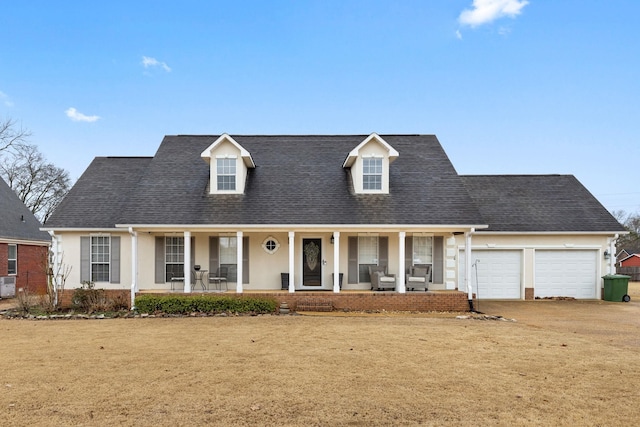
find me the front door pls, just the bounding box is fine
[302,238,322,286]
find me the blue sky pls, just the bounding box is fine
[1,0,639,215]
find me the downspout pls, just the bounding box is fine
[129,227,138,310]
[609,234,618,275]
[465,228,476,312]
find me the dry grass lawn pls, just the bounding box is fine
[1,284,639,426]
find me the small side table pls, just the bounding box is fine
[193,270,208,291]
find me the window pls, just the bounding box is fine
[363,157,382,190]
[220,237,238,282]
[8,244,17,275]
[165,236,184,282]
[217,158,236,191]
[91,236,110,282]
[358,236,378,282]
[413,236,433,266]
[262,236,280,254]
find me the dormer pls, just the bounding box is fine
[201,134,255,194]
[343,133,399,194]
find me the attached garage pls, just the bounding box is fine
[534,250,598,299]
[459,250,522,299]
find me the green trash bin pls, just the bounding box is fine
[602,275,631,302]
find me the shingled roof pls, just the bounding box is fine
[460,175,626,233]
[46,134,486,228]
[45,157,153,228]
[0,177,49,242]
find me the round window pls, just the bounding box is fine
[262,236,280,254]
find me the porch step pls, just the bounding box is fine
[296,298,333,312]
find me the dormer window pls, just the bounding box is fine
[217,157,237,191]
[201,134,255,195]
[362,156,382,190]
[343,133,398,194]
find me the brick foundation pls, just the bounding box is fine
[525,287,534,300]
[54,289,473,313]
[137,290,474,312]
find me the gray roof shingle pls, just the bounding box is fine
[46,135,486,228]
[460,175,625,232]
[45,157,152,228]
[0,177,49,242]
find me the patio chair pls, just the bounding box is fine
[169,272,184,291]
[208,267,228,291]
[405,265,431,291]
[369,265,396,291]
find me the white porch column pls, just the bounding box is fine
[333,231,340,293]
[184,231,191,293]
[288,231,295,293]
[398,231,406,293]
[129,228,138,309]
[465,229,474,301]
[236,231,243,293]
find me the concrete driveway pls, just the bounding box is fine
[478,282,640,349]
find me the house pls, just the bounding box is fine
[616,249,634,265]
[618,253,640,268]
[42,134,626,309]
[0,177,50,296]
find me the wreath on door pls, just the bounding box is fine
[304,242,320,271]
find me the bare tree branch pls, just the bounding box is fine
[0,117,31,153]
[0,143,70,223]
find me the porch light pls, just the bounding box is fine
[330,235,334,244]
[604,250,610,260]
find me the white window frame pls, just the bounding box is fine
[90,236,110,282]
[262,236,280,254]
[219,236,238,282]
[165,236,184,282]
[216,157,237,191]
[8,244,17,275]
[362,156,382,191]
[412,235,434,266]
[358,235,379,282]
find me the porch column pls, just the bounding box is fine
[398,231,406,293]
[236,231,243,293]
[184,231,191,293]
[129,228,138,309]
[288,231,295,293]
[465,229,474,301]
[333,231,340,293]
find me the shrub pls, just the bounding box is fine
[134,294,278,315]
[72,281,115,313]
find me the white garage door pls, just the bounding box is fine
[535,250,598,299]
[459,250,522,299]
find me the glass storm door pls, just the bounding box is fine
[302,238,322,286]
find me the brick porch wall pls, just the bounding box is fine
[56,290,474,312]
[138,290,474,312]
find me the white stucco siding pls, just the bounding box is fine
[55,231,132,290]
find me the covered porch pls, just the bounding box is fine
[125,226,479,305]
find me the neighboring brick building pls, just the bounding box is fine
[0,177,50,295]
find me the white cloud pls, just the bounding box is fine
[0,90,14,107]
[458,0,529,28]
[141,56,171,72]
[65,107,100,123]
